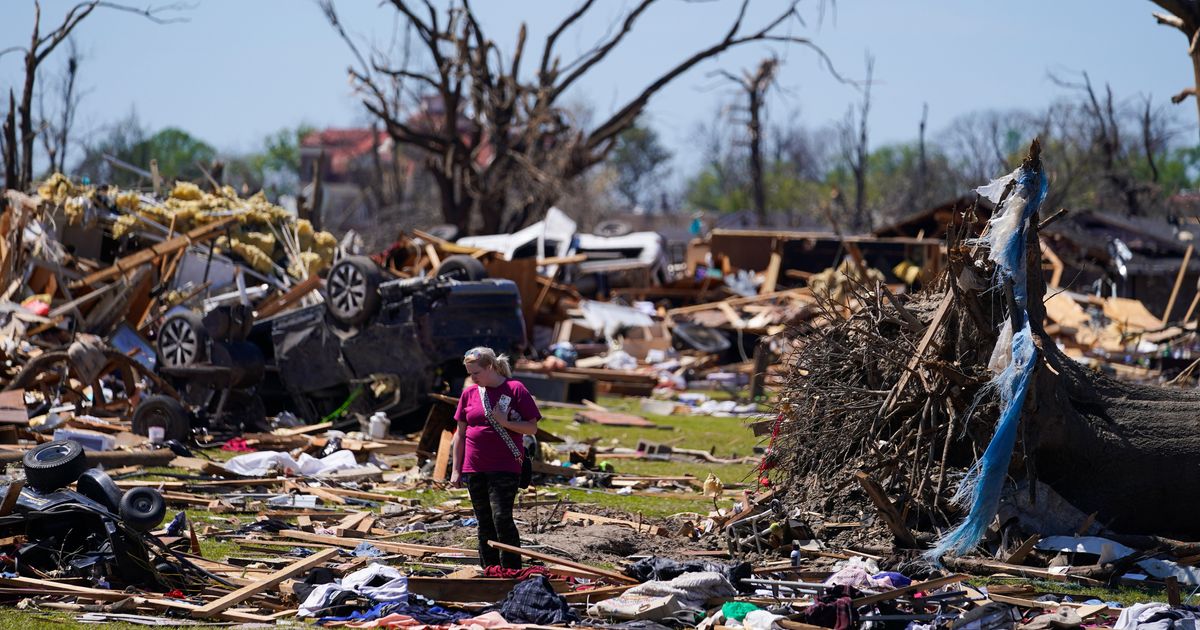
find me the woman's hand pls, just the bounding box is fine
[450,470,463,488]
[490,402,507,422]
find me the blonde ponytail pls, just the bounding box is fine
[464,346,512,378]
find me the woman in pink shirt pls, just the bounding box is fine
[451,347,541,569]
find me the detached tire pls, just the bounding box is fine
[325,256,383,326]
[77,468,123,513]
[434,255,487,282]
[23,440,88,492]
[132,395,190,443]
[120,487,166,532]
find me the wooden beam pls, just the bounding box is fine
[0,576,273,622]
[73,215,239,288]
[432,428,454,482]
[1004,534,1041,565]
[1164,243,1194,323]
[256,274,323,319]
[487,541,637,584]
[880,291,953,415]
[851,574,966,607]
[853,471,918,548]
[192,547,339,618]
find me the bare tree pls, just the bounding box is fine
[837,53,873,231]
[37,37,83,175]
[1152,1,1200,138]
[0,1,187,191]
[322,0,838,235]
[716,56,779,225]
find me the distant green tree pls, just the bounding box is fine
[224,124,313,198]
[75,114,215,187]
[609,121,672,209]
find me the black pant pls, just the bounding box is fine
[466,471,522,569]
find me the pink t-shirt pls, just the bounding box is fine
[455,380,541,474]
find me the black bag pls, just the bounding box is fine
[478,385,532,489]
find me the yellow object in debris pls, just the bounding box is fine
[170,181,204,201]
[892,260,921,285]
[703,473,724,498]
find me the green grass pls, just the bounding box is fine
[978,576,1168,608]
[0,610,167,630]
[541,394,765,459]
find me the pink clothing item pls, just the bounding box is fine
[455,380,541,474]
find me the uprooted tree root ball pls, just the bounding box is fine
[767,143,1200,558]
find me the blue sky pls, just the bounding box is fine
[0,0,1193,178]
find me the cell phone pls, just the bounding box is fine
[496,395,512,417]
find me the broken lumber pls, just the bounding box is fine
[192,547,339,618]
[486,541,637,584]
[853,471,918,548]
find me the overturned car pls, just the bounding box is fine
[136,255,525,440]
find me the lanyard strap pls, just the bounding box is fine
[477,385,523,462]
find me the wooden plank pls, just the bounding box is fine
[275,421,332,437]
[256,274,323,319]
[1164,243,1194,323]
[574,410,657,428]
[432,428,455,481]
[193,547,340,618]
[561,511,667,536]
[1004,534,1041,565]
[560,584,633,604]
[0,481,23,516]
[278,530,474,557]
[851,574,966,607]
[881,291,953,414]
[0,390,27,425]
[487,541,637,584]
[853,471,918,548]
[761,241,782,294]
[0,576,272,622]
[75,215,239,288]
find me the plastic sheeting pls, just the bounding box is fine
[224,449,361,477]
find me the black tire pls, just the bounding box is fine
[325,255,382,326]
[132,395,191,443]
[119,487,166,532]
[594,219,633,237]
[77,468,123,513]
[434,254,487,282]
[23,440,88,492]
[157,311,209,368]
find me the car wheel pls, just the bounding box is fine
[157,311,209,368]
[119,487,166,532]
[77,468,123,513]
[23,440,88,492]
[132,395,191,442]
[325,256,382,326]
[434,254,487,282]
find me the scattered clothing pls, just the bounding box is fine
[225,449,360,477]
[951,602,1020,630]
[742,609,786,630]
[722,601,762,622]
[628,571,737,609]
[804,585,860,630]
[1019,607,1083,630]
[624,557,753,593]
[300,564,409,617]
[352,542,384,558]
[483,565,554,580]
[486,575,578,625]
